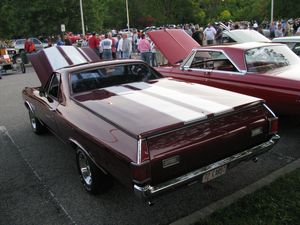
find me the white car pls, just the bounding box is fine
[272,36,300,56]
[13,38,44,54]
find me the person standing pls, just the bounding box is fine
[275,23,284,38]
[116,34,123,59]
[203,23,216,45]
[108,32,117,59]
[138,34,151,64]
[24,37,31,53]
[150,41,157,67]
[100,33,112,60]
[88,33,99,56]
[121,33,131,59]
[192,25,203,45]
[56,35,64,46]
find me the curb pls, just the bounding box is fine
[170,158,300,225]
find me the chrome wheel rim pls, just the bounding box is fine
[29,111,37,130]
[78,152,92,185]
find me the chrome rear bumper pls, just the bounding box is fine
[134,134,280,200]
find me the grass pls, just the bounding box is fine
[195,168,300,225]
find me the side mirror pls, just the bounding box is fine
[46,96,54,103]
[181,65,189,71]
[39,89,45,97]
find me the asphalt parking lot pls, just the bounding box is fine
[0,67,299,225]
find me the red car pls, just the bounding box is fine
[148,29,300,116]
[22,46,279,200]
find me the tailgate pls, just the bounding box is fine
[146,105,271,186]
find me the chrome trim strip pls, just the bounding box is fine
[137,137,143,164]
[263,103,277,118]
[134,134,280,199]
[187,67,244,75]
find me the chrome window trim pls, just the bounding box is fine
[181,48,243,73]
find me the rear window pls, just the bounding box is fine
[15,40,25,45]
[245,45,300,72]
[70,63,162,93]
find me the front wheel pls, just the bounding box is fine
[76,147,113,194]
[28,110,46,134]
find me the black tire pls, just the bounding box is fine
[28,109,46,134]
[21,63,26,73]
[76,147,113,194]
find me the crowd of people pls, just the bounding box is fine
[44,29,159,66]
[2,17,300,66]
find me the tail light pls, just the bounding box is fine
[268,117,278,134]
[263,104,278,135]
[131,137,151,184]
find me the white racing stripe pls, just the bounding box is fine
[60,46,88,65]
[44,47,69,70]
[104,86,207,123]
[128,82,233,115]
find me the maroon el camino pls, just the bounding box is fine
[22,46,279,200]
[148,29,300,116]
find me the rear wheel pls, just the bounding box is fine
[28,109,46,134]
[76,147,113,194]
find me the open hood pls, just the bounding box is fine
[222,29,271,43]
[147,29,200,65]
[28,46,99,86]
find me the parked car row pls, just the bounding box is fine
[22,28,300,202]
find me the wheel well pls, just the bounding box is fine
[69,138,108,175]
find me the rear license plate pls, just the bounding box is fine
[202,165,227,183]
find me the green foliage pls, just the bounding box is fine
[0,0,299,38]
[219,10,232,21]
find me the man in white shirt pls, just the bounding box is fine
[204,23,216,45]
[100,33,112,60]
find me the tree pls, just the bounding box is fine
[0,0,299,39]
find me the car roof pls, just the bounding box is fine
[272,36,300,43]
[197,42,284,51]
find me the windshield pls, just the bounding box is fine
[70,63,162,94]
[245,45,300,73]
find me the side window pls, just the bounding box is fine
[47,74,60,99]
[189,51,238,72]
[292,43,300,56]
[32,39,40,44]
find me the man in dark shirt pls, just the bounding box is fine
[192,25,203,45]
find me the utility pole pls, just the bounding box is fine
[80,0,85,35]
[126,0,130,31]
[271,0,274,23]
